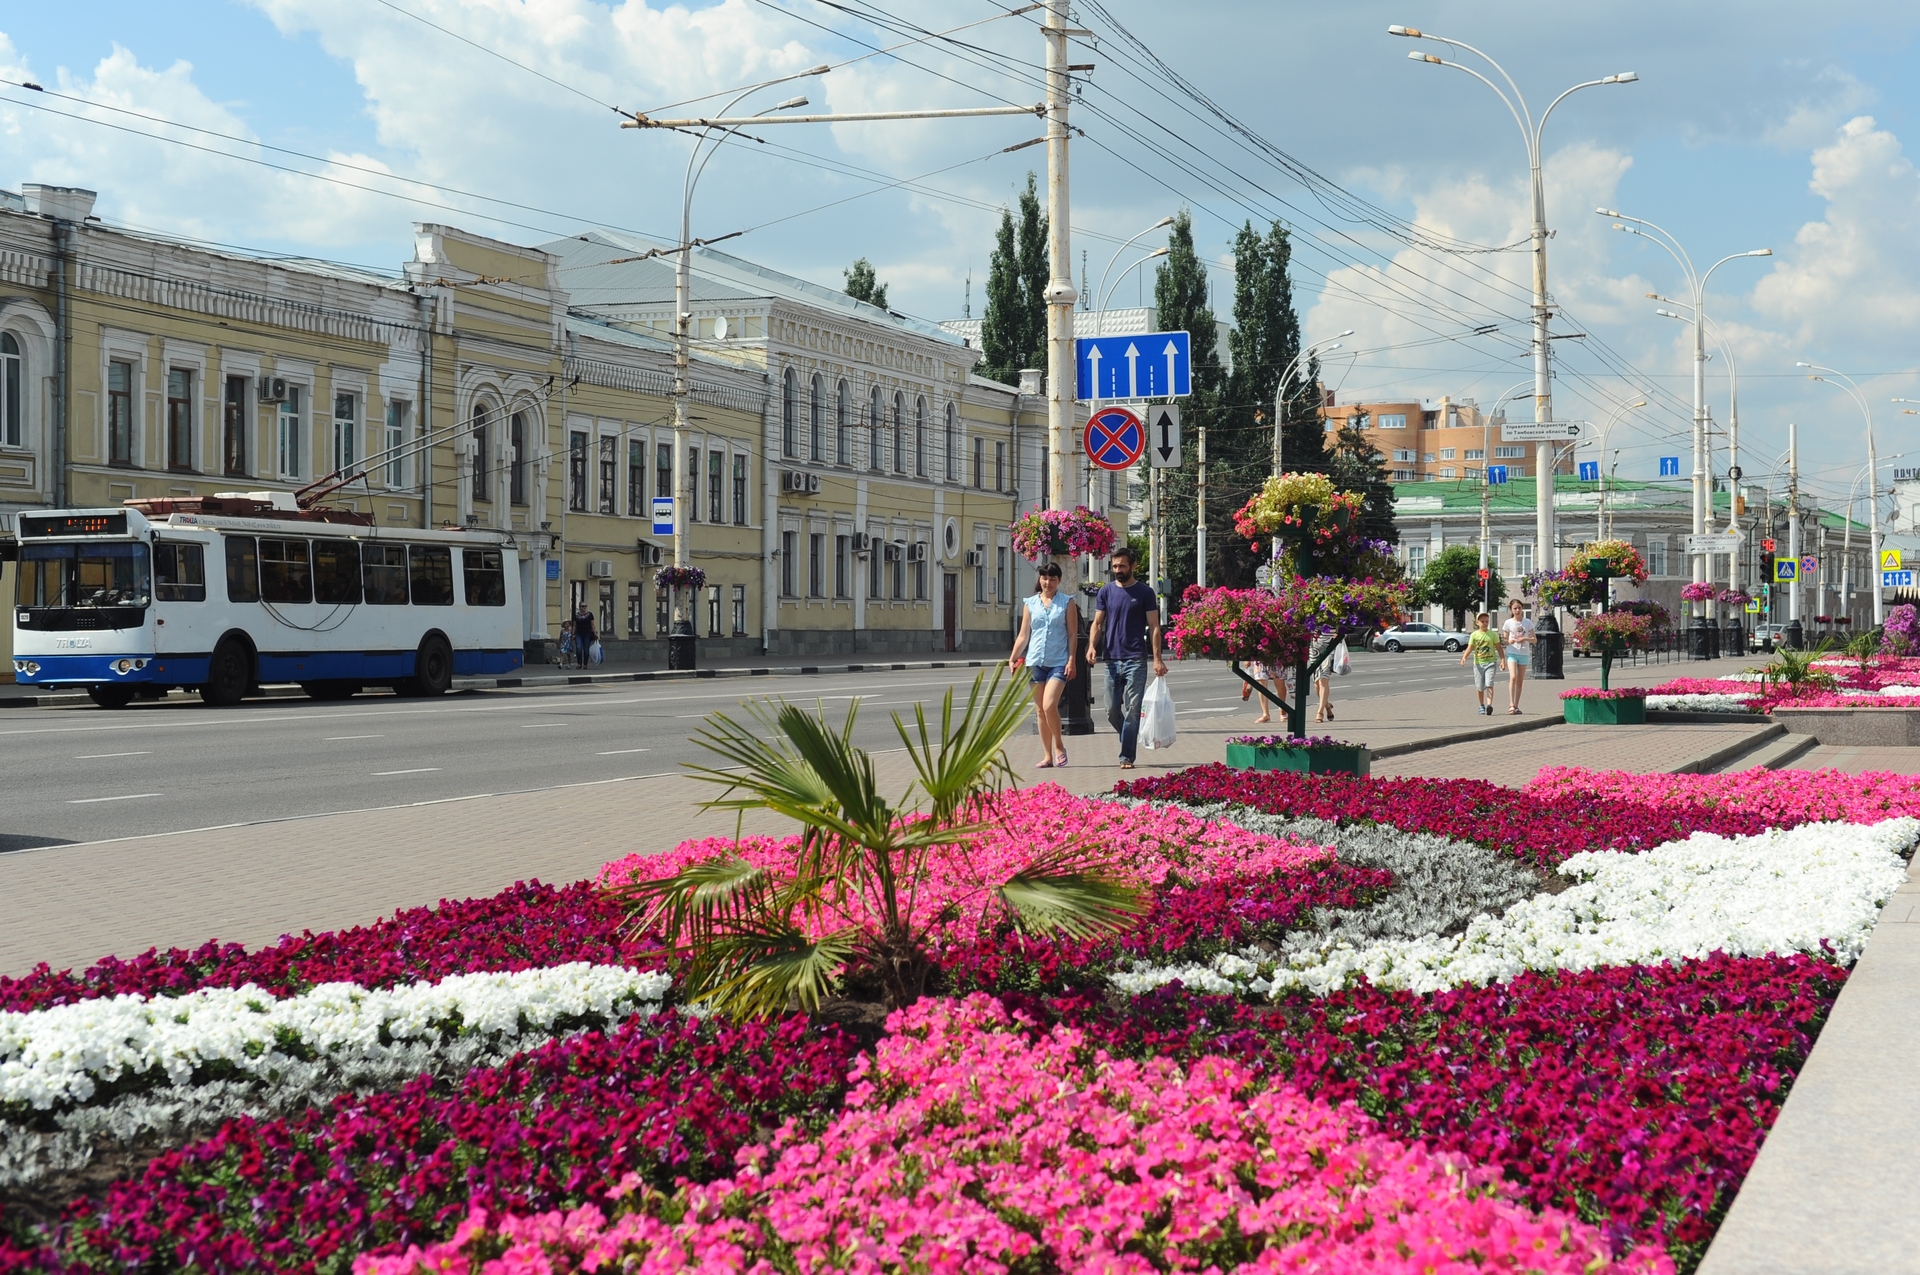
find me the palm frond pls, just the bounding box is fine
[895,669,1028,827]
[998,869,1146,940]
[689,924,861,1019]
[616,854,773,946]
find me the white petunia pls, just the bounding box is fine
[1646,694,1759,713]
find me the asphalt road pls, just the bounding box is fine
[2,651,1469,851]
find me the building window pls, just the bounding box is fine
[108,359,135,465]
[656,442,672,501]
[1408,544,1426,576]
[1514,543,1533,576]
[835,534,850,598]
[167,369,194,471]
[809,374,823,460]
[1376,413,1407,429]
[628,439,646,516]
[869,385,883,471]
[869,534,883,599]
[944,403,958,481]
[708,449,724,524]
[781,530,797,596]
[1646,539,1667,577]
[782,368,797,457]
[385,401,409,488]
[972,436,984,489]
[913,543,927,600]
[809,531,824,597]
[995,545,1006,602]
[1464,447,1484,461]
[599,436,617,514]
[835,379,850,465]
[656,579,670,635]
[223,375,248,476]
[914,396,927,476]
[731,583,747,635]
[974,543,986,602]
[732,453,747,525]
[707,585,721,637]
[1494,445,1527,459]
[0,332,18,448]
[333,390,361,476]
[279,385,304,479]
[628,581,645,637]
[892,391,905,472]
[995,441,1007,493]
[1422,453,1436,464]
[471,406,490,502]
[568,429,587,512]
[599,580,615,637]
[892,542,905,600]
[687,446,701,523]
[1439,467,1455,479]
[510,412,528,505]
[1439,447,1455,460]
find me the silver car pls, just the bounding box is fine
[1370,622,1470,653]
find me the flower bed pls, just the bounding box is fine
[1562,687,1650,700]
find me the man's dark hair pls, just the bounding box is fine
[1110,545,1138,566]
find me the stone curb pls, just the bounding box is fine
[1370,713,1560,759]
[463,658,998,690]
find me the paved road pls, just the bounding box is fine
[0,650,1518,852]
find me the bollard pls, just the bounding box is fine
[667,618,697,670]
[1535,613,1565,679]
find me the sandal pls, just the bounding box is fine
[1036,755,1054,769]
[1508,707,1521,715]
[1119,760,1135,770]
[1055,750,1069,767]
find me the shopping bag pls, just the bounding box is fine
[1336,641,1352,676]
[1141,676,1177,750]
[588,640,605,666]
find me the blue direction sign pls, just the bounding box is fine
[1084,406,1146,471]
[1076,331,1192,401]
[652,497,675,536]
[1658,456,1682,477]
[1885,570,1915,589]
[1578,461,1600,482]
[1486,465,1508,485]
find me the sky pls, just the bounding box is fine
[3,0,1918,521]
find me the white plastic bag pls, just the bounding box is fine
[588,640,605,666]
[1140,675,1177,750]
[1335,640,1352,676]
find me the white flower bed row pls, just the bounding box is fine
[1110,819,1916,999]
[0,963,669,1112]
[1647,693,1758,713]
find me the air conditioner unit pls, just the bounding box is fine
[588,559,613,578]
[804,473,822,494]
[965,550,985,567]
[636,540,662,566]
[852,532,872,553]
[256,377,289,404]
[907,542,927,563]
[883,542,903,562]
[779,470,802,494]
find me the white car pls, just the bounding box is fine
[1370,622,1470,653]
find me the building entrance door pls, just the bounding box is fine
[942,573,958,652]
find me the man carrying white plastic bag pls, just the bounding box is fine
[1140,674,1178,750]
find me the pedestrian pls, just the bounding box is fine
[1083,545,1168,770]
[1501,599,1535,714]
[1240,660,1287,724]
[573,602,599,669]
[557,620,577,669]
[1008,560,1080,768]
[1313,636,1347,723]
[1461,613,1501,715]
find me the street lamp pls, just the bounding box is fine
[1592,397,1648,542]
[1798,363,1884,624]
[1395,25,1635,572]
[1652,300,1746,543]
[1602,211,1768,604]
[1842,452,1906,623]
[1272,332,1352,472]
[1095,217,1175,339]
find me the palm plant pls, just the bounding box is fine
[1759,639,1838,696]
[616,670,1143,1019]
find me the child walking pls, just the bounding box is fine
[1461,613,1501,716]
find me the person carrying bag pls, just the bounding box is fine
[1141,675,1177,750]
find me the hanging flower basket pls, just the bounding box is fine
[1229,473,1386,579]
[1680,582,1718,603]
[1009,507,1116,562]
[656,566,707,591]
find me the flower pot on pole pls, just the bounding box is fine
[657,566,705,670]
[1010,507,1115,738]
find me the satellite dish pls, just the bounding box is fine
[712,316,730,340]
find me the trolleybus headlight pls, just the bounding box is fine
[111,658,150,675]
[14,660,39,675]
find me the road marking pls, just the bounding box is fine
[69,792,161,804]
[519,722,568,729]
[596,747,651,755]
[72,750,152,759]
[372,767,440,776]
[325,735,384,741]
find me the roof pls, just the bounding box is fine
[1390,475,1870,533]
[543,230,961,346]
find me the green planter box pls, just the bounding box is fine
[1562,696,1647,725]
[1225,742,1371,775]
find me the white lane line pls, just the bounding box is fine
[596,747,651,755]
[72,750,152,759]
[68,792,162,804]
[519,722,568,729]
[325,735,384,741]
[371,767,440,776]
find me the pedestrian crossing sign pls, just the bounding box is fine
[1774,559,1797,583]
[1745,597,1761,613]
[1883,549,1904,571]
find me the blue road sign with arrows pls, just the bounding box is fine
[1486,465,1508,485]
[1578,461,1600,482]
[1076,331,1192,401]
[1659,456,1681,477]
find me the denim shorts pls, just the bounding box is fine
[1507,647,1531,667]
[1028,663,1066,684]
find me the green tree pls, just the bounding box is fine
[1228,221,1327,481]
[1328,421,1399,546]
[1155,211,1225,604]
[843,258,888,310]
[978,173,1048,385]
[1419,544,1505,630]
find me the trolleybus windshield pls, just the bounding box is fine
[16,542,151,609]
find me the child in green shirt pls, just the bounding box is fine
[1460,613,1502,716]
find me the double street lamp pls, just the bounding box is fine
[1799,363,1884,625]
[1272,332,1352,473]
[1394,25,1636,571]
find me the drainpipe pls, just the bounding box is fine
[418,289,434,529]
[52,219,72,509]
[761,368,775,656]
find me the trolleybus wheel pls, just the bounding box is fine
[409,634,453,697]
[87,685,135,710]
[201,637,252,707]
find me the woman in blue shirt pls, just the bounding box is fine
[1008,560,1081,768]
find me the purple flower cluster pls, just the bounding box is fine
[1227,734,1364,749]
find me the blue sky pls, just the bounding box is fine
[4,0,1919,510]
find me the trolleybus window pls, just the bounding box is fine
[363,543,408,604]
[313,540,362,605]
[15,542,150,609]
[462,548,506,606]
[409,544,454,606]
[154,543,207,602]
[226,536,259,603]
[261,538,312,604]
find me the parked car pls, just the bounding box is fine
[1370,622,1470,653]
[1750,623,1788,652]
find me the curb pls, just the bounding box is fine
[1670,722,1787,774]
[1645,709,1770,725]
[1370,713,1560,759]
[461,659,998,690]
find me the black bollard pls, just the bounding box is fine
[1535,612,1566,679]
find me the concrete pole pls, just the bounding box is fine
[673,206,692,572]
[1197,423,1208,587]
[1690,290,1707,610]
[1528,146,1556,573]
[1868,417,1884,627]
[1043,0,1077,514]
[1788,422,1801,630]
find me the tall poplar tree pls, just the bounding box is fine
[843,258,888,310]
[1154,211,1223,605]
[978,173,1047,385]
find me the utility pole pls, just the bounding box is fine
[1787,421,1802,648]
[1196,423,1208,588]
[1043,0,1077,514]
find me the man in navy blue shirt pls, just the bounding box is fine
[1083,545,1167,769]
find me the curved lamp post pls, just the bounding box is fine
[1799,363,1883,624]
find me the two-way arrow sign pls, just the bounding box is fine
[1147,403,1181,469]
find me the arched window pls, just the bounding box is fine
[892,391,905,473]
[809,374,823,460]
[914,396,927,477]
[836,378,850,465]
[0,332,20,449]
[470,402,489,501]
[869,385,883,471]
[781,368,797,458]
[943,402,958,482]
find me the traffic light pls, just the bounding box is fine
[1760,548,1775,584]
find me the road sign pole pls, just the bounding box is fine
[1043,0,1074,516]
[1196,421,1207,588]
